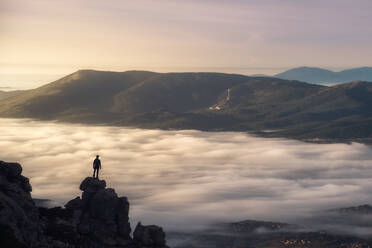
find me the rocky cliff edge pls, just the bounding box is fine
[0,160,169,248]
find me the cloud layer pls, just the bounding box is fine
[1,118,372,231]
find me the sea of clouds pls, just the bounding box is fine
[1,118,372,232]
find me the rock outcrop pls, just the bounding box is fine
[65,177,132,247]
[133,223,167,248]
[0,160,169,248]
[0,161,39,248]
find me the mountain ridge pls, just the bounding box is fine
[1,70,372,141]
[275,66,372,84]
[0,89,26,100]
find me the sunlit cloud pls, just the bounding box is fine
[1,118,372,232]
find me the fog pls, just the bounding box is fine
[1,118,372,232]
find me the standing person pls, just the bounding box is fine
[93,155,101,179]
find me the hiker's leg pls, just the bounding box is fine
[97,169,99,179]
[93,168,96,178]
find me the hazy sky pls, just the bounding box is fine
[1,0,372,89]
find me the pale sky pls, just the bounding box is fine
[1,0,372,89]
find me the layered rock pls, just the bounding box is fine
[0,161,169,248]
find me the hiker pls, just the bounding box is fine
[93,155,101,179]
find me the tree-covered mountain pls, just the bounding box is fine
[275,67,372,84]
[1,70,372,140]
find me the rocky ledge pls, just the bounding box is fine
[0,160,169,248]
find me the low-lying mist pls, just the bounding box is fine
[1,118,372,232]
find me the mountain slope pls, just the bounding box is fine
[111,72,250,114]
[262,82,372,139]
[1,70,372,140]
[276,67,372,84]
[0,70,157,122]
[0,90,26,100]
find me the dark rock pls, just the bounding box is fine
[80,177,106,192]
[65,196,83,210]
[0,161,39,247]
[38,206,80,246]
[90,188,119,220]
[77,177,132,245]
[0,224,27,248]
[0,161,22,177]
[133,222,168,248]
[38,206,74,220]
[0,162,169,248]
[117,197,131,237]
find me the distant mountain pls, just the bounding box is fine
[0,90,25,100]
[1,70,372,140]
[170,204,372,247]
[249,73,269,77]
[275,67,372,84]
[330,205,372,215]
[169,218,372,248]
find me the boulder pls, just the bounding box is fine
[133,222,168,248]
[79,177,106,192]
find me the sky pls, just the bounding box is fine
[1,0,372,89]
[2,118,372,236]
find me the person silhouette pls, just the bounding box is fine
[93,155,101,179]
